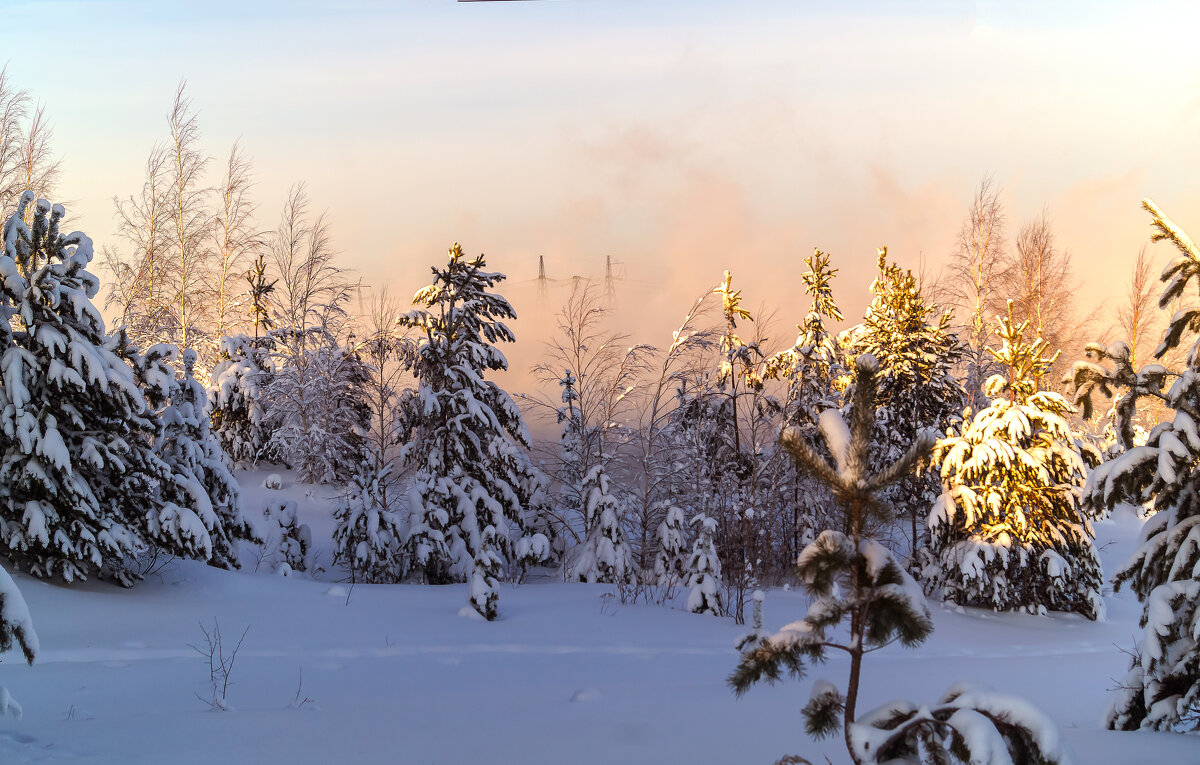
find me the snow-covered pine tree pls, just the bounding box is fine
[399,244,530,619]
[209,333,277,465]
[686,513,723,616]
[0,195,143,581]
[1069,199,1200,731]
[566,465,634,584]
[925,303,1103,620]
[652,504,688,586]
[730,353,1069,765]
[847,248,965,556]
[332,462,405,583]
[0,564,36,718]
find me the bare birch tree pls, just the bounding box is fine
[1117,245,1158,370]
[166,83,213,363]
[997,211,1092,387]
[211,142,262,339]
[0,67,31,215]
[16,104,61,208]
[940,176,1007,410]
[105,145,173,344]
[270,182,355,341]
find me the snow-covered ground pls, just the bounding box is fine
[0,472,1197,764]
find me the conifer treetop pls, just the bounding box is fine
[800,248,844,324]
[986,300,1062,406]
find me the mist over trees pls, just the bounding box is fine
[2,70,1200,748]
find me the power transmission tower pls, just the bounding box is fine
[605,255,616,304]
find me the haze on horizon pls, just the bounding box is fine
[5,0,1200,396]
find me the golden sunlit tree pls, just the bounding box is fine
[922,302,1103,620]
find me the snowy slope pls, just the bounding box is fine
[0,474,1196,764]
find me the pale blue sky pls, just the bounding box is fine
[4,0,1199,373]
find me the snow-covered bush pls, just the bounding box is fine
[686,514,723,615]
[0,565,36,718]
[566,466,634,585]
[652,504,688,587]
[263,473,283,490]
[332,463,404,583]
[923,304,1103,620]
[265,500,311,574]
[847,683,1069,765]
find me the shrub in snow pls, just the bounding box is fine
[515,532,552,574]
[730,353,1069,765]
[1068,199,1200,731]
[686,514,723,616]
[0,196,145,581]
[263,473,283,490]
[398,244,532,619]
[265,500,311,574]
[0,565,36,718]
[847,683,1069,765]
[734,590,766,653]
[922,303,1103,620]
[652,504,688,587]
[469,524,504,621]
[332,463,405,583]
[566,466,634,585]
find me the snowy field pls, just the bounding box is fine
[0,471,1197,765]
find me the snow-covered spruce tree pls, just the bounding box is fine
[686,513,723,615]
[119,341,219,571]
[730,354,1069,765]
[0,195,144,581]
[764,249,846,561]
[555,369,586,531]
[1069,199,1200,731]
[566,465,634,584]
[847,248,965,556]
[209,333,277,465]
[159,348,258,568]
[514,457,555,572]
[399,244,530,620]
[246,250,276,340]
[652,504,688,587]
[0,564,36,718]
[332,462,405,583]
[925,303,1103,620]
